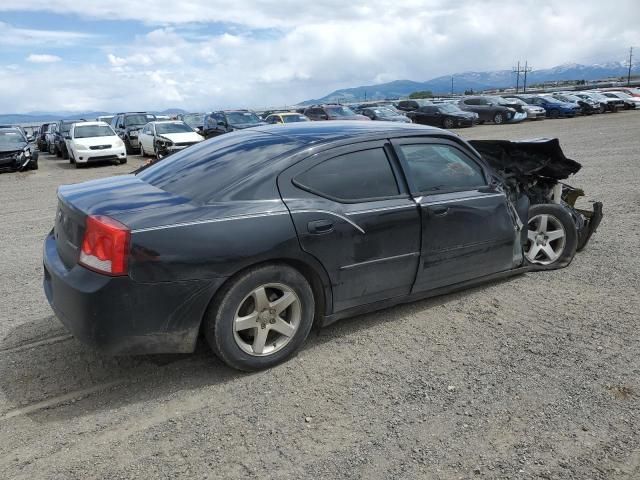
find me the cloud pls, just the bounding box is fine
[26,53,62,63]
[0,1,639,113]
[0,21,93,46]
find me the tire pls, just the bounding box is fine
[119,157,127,164]
[549,109,560,119]
[599,104,606,114]
[442,117,455,129]
[74,162,84,169]
[62,146,69,160]
[55,144,62,158]
[204,264,315,371]
[525,204,578,271]
[124,138,134,154]
[493,112,504,124]
[48,142,55,155]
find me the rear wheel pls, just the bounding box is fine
[549,109,560,119]
[525,204,578,270]
[204,264,315,371]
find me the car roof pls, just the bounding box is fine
[274,112,305,116]
[251,120,442,146]
[72,121,110,127]
[149,120,187,124]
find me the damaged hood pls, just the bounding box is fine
[468,138,581,182]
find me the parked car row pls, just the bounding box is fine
[16,85,640,174]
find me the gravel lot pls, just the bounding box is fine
[0,112,638,479]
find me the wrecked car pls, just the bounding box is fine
[43,122,601,371]
[0,126,39,172]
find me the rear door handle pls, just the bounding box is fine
[429,206,449,216]
[307,219,334,234]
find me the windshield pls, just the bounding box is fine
[182,114,205,127]
[74,125,115,138]
[325,106,356,117]
[226,111,261,124]
[0,130,26,147]
[61,121,80,133]
[437,103,464,113]
[282,114,309,123]
[156,122,194,134]
[125,114,155,127]
[98,116,114,124]
[588,92,608,101]
[372,107,398,117]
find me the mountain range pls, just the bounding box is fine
[299,61,638,104]
[2,61,637,123]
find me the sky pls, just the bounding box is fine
[0,0,638,113]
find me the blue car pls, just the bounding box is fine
[512,96,579,118]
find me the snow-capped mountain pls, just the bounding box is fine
[301,61,638,104]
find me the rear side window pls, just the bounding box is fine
[294,148,399,202]
[398,144,486,193]
[138,130,304,203]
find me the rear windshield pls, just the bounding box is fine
[137,130,303,203]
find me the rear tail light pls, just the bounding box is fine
[79,215,130,276]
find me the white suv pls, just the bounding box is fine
[65,122,127,168]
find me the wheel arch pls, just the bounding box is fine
[198,255,333,336]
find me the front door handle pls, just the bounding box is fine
[429,206,449,216]
[307,219,334,234]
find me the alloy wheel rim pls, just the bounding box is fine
[525,213,566,265]
[232,283,301,356]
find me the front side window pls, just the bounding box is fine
[398,144,486,193]
[294,148,399,202]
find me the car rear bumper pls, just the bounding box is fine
[42,231,224,355]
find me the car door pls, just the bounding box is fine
[415,106,439,126]
[65,124,75,159]
[391,137,520,292]
[278,140,422,312]
[139,123,153,151]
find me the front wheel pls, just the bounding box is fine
[442,117,455,129]
[493,112,504,124]
[549,109,560,119]
[525,204,578,270]
[204,264,315,371]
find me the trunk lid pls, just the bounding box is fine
[54,175,192,269]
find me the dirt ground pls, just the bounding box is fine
[0,112,638,479]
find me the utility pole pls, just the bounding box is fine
[512,61,521,93]
[628,47,633,86]
[522,61,532,93]
[451,76,454,94]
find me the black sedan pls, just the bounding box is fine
[0,126,39,172]
[43,122,602,371]
[407,104,477,128]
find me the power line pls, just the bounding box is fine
[628,47,633,86]
[512,61,532,93]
